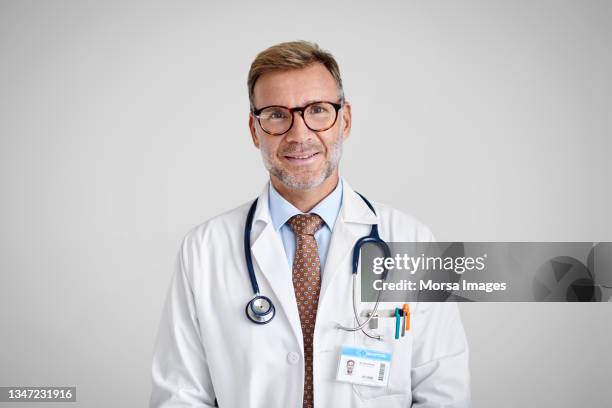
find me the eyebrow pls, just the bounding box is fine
[300,99,324,106]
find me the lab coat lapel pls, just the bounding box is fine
[319,181,378,305]
[250,185,303,350]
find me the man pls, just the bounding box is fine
[346,360,355,376]
[151,41,470,407]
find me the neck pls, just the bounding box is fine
[271,173,340,213]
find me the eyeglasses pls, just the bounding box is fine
[252,100,343,136]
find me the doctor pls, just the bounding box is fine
[150,41,470,408]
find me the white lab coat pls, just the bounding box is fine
[150,180,470,408]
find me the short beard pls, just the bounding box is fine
[261,131,343,191]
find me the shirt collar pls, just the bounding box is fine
[268,178,343,232]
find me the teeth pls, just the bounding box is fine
[289,153,315,159]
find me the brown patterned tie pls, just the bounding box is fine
[287,214,324,408]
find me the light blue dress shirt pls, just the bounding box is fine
[268,179,343,271]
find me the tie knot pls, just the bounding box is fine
[287,214,324,236]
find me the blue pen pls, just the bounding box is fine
[394,308,401,340]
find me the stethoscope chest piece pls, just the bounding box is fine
[245,295,275,324]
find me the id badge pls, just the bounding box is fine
[335,346,392,387]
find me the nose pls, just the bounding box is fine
[284,110,313,143]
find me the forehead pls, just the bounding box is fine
[252,63,339,108]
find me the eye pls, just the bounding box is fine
[262,108,289,120]
[308,103,330,115]
[270,110,286,119]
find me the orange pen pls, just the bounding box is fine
[402,304,410,331]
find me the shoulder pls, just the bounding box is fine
[370,201,436,242]
[177,200,253,259]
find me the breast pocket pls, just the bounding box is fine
[351,312,413,402]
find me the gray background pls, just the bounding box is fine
[1,1,610,407]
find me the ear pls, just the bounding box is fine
[340,101,352,141]
[249,113,260,148]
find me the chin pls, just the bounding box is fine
[278,170,328,191]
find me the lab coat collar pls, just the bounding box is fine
[338,179,379,225]
[253,182,272,224]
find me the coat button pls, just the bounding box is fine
[287,352,300,365]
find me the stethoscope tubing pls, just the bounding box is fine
[243,192,391,338]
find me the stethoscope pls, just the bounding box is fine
[244,192,391,340]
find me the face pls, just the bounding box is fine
[249,63,352,190]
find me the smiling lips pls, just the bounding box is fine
[283,152,320,164]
